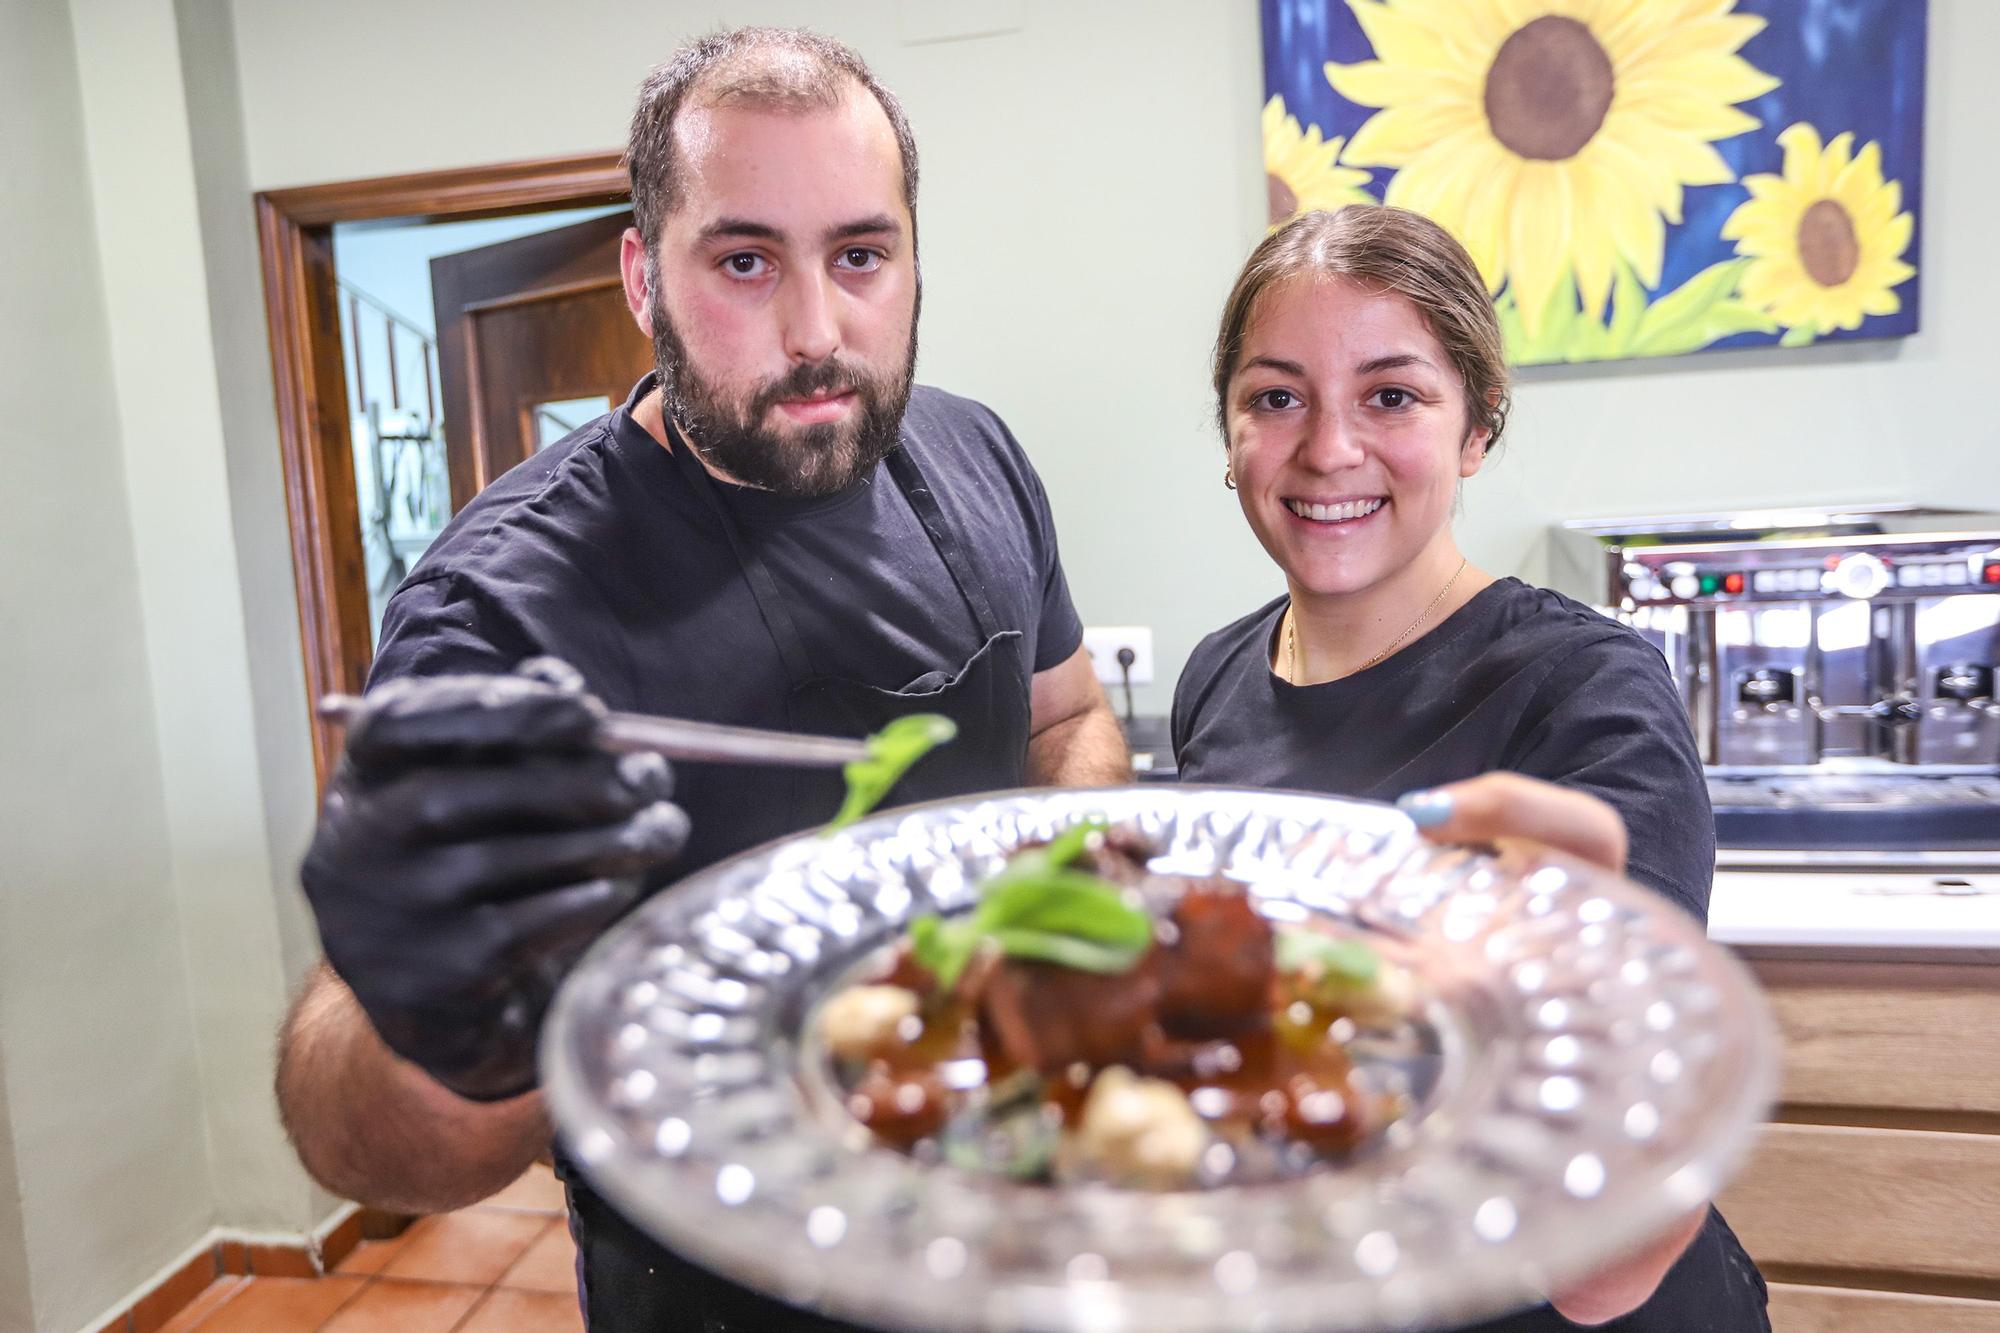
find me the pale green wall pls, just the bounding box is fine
[175,0,326,989]
[1,3,1994,1330]
[0,1069,31,1333]
[0,0,215,1328]
[226,0,1999,715]
[84,0,337,1243]
[0,0,336,1328]
[165,0,338,1227]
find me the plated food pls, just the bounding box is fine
[544,787,1777,1333]
[818,821,1424,1187]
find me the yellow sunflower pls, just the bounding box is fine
[1721,123,1915,335]
[1326,0,1779,335]
[1263,94,1376,226]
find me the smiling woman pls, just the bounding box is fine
[1172,204,1771,1331]
[1208,205,1507,683]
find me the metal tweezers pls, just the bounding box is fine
[316,695,870,769]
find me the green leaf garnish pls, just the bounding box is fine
[987,928,1147,974]
[1041,817,1110,868]
[904,818,1147,987]
[825,713,958,833]
[1275,928,1381,987]
[980,871,1151,952]
[909,912,983,990]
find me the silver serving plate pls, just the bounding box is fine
[543,786,1778,1331]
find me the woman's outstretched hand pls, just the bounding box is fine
[1396,771,1708,1326]
[1398,770,1628,872]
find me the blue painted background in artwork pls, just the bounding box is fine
[1259,0,1927,350]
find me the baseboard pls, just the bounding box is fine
[81,1205,415,1333]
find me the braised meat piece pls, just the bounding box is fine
[1154,882,1273,1038]
[1071,826,1159,887]
[845,1064,949,1148]
[980,955,1160,1074]
[873,936,939,999]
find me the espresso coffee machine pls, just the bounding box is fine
[1550,506,2000,854]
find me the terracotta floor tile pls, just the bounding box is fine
[130,1251,222,1333]
[153,1278,247,1333]
[456,1287,586,1333]
[330,1234,409,1278]
[496,1217,577,1294]
[477,1163,567,1214]
[318,1278,483,1333]
[179,1276,363,1332]
[377,1209,549,1286]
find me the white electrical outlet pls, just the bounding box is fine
[1082,626,1154,686]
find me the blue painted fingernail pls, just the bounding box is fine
[1397,789,1454,827]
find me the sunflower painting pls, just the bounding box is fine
[1259,0,1927,365]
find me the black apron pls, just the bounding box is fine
[567,424,1034,1332]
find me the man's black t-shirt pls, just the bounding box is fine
[367,376,1083,1331]
[370,374,1083,878]
[1173,578,1769,1331]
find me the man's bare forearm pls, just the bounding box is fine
[1026,698,1130,787]
[276,964,552,1214]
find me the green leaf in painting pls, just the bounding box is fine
[1495,289,1530,363]
[1605,259,1647,357]
[1511,270,1584,365]
[1625,260,1775,357]
[1779,321,1818,348]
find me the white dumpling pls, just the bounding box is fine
[1075,1066,1207,1188]
[818,984,920,1060]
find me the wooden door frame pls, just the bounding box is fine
[255,151,630,790]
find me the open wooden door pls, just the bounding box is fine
[257,154,632,788]
[431,210,654,511]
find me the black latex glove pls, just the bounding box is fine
[301,658,689,1101]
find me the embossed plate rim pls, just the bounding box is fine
[543,785,1778,1332]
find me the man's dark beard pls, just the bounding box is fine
[650,295,916,499]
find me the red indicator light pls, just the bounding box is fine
[1985,562,2000,585]
[1723,572,1745,594]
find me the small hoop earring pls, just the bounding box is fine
[1224,466,1237,491]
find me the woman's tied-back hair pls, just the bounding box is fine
[1211,206,1511,454]
[626,28,920,253]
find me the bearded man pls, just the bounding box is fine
[280,26,1126,1331]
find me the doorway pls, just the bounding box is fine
[256,155,650,787]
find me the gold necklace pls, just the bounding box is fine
[1287,557,1469,684]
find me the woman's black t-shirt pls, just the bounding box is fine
[1172,578,1770,1331]
[1173,578,1714,920]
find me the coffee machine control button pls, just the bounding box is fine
[1670,573,1700,600]
[1831,552,1891,600]
[1937,663,1994,702]
[1738,668,1796,705]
